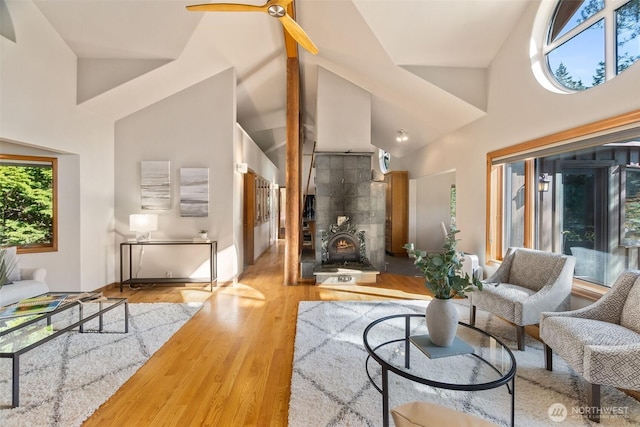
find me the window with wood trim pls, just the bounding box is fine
[0,154,57,253]
[487,111,640,289]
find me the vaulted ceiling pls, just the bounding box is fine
[30,0,532,162]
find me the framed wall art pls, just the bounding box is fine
[141,160,171,210]
[255,175,270,224]
[180,167,209,217]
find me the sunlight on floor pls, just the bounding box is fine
[317,284,432,301]
[178,288,216,303]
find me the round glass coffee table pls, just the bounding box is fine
[363,313,516,427]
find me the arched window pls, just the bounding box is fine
[545,0,639,92]
[378,149,390,174]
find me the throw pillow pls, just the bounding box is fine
[391,401,499,427]
[1,246,21,285]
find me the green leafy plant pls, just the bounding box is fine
[0,248,17,289]
[404,226,483,299]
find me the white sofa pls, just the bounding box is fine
[0,267,49,306]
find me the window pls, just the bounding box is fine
[449,184,457,226]
[487,111,640,292]
[0,154,57,253]
[545,0,639,91]
[378,149,390,174]
[622,166,640,243]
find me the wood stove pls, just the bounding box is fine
[314,219,380,284]
[320,219,367,265]
[326,233,360,263]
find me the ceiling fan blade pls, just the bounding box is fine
[186,3,266,13]
[278,14,318,54]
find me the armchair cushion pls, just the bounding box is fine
[474,283,536,322]
[507,249,567,292]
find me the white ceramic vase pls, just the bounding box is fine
[425,297,458,347]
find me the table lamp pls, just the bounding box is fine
[129,214,158,242]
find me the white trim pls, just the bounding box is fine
[535,0,637,93]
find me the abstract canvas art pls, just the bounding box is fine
[140,161,171,210]
[180,167,209,217]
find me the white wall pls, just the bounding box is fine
[114,69,237,282]
[412,171,456,252]
[398,1,640,264]
[1,1,115,292]
[1,1,277,289]
[316,67,373,153]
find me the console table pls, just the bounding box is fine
[120,240,217,292]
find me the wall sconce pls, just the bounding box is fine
[538,173,550,192]
[236,162,248,174]
[395,129,409,142]
[129,214,158,242]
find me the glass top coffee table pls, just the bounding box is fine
[0,292,128,407]
[363,313,516,427]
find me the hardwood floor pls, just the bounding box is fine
[83,242,429,427]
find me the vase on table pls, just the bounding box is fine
[425,297,458,347]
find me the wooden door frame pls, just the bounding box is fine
[243,171,256,265]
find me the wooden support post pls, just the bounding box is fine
[284,57,300,285]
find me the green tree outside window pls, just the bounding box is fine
[0,155,56,250]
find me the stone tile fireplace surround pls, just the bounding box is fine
[313,153,385,282]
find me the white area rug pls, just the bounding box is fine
[0,302,202,426]
[289,300,640,426]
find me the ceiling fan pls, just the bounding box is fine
[186,0,319,54]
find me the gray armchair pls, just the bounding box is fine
[469,247,575,350]
[540,270,640,423]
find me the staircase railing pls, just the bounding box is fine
[301,141,316,252]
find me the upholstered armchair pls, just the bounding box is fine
[469,247,576,350]
[540,270,640,423]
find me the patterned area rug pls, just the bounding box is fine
[0,302,202,426]
[289,300,640,426]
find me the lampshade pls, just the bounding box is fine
[129,214,158,241]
